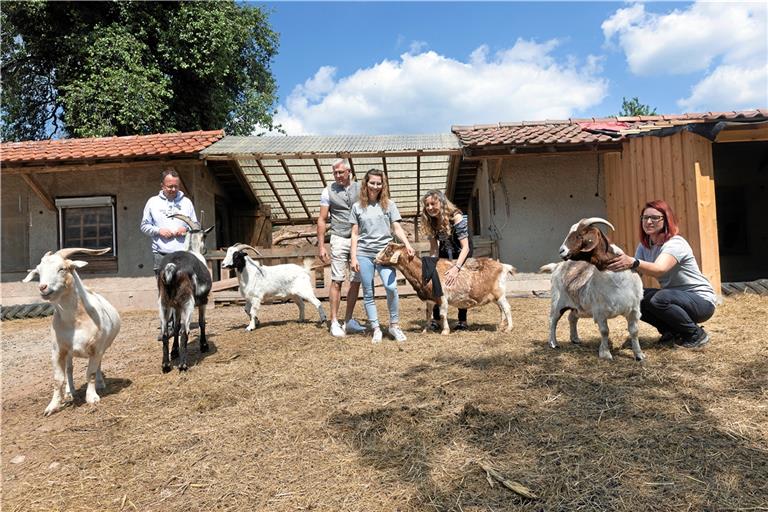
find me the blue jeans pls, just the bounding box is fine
[357,255,399,329]
[641,288,715,338]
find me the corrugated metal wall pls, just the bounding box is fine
[604,131,721,294]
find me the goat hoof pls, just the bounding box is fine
[86,394,100,405]
[548,341,559,349]
[599,353,614,361]
[571,339,582,345]
[162,364,172,374]
[635,353,646,361]
[200,343,209,353]
[178,364,188,372]
[171,349,179,359]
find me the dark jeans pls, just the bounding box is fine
[640,288,715,338]
[433,304,467,323]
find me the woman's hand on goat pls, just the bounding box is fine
[404,244,415,258]
[606,254,634,272]
[445,265,460,286]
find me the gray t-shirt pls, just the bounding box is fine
[635,235,716,305]
[349,200,402,257]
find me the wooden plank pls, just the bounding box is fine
[660,135,675,210]
[692,135,721,294]
[347,157,357,180]
[381,156,389,181]
[20,173,55,211]
[256,158,291,221]
[651,137,664,203]
[681,132,701,256]
[2,158,200,175]
[714,124,768,143]
[279,159,313,218]
[313,158,327,187]
[670,132,688,233]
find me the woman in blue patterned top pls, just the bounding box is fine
[350,169,415,343]
[421,190,473,331]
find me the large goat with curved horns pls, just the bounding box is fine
[23,247,121,415]
[541,217,645,361]
[222,243,327,331]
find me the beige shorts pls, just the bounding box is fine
[330,235,360,283]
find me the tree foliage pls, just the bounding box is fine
[1,1,279,141]
[619,96,658,117]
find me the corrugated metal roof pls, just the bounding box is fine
[201,133,461,157]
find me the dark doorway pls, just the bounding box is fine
[714,141,768,282]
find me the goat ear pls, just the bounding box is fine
[580,237,600,253]
[204,225,214,234]
[70,260,89,269]
[22,269,39,282]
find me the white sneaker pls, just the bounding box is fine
[388,326,407,342]
[372,328,383,344]
[344,318,366,334]
[330,320,346,338]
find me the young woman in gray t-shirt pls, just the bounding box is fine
[607,199,715,348]
[350,169,415,343]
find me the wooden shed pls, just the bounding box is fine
[451,109,768,294]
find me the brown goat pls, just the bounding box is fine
[557,217,625,269]
[375,242,516,335]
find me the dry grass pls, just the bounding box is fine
[2,295,767,511]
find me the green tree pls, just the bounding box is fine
[1,1,279,141]
[619,96,658,117]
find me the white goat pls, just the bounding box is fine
[23,248,121,415]
[541,217,644,361]
[221,243,327,331]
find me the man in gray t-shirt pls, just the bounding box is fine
[317,159,365,338]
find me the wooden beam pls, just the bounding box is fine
[203,150,461,161]
[715,124,768,143]
[255,159,291,221]
[347,157,357,180]
[279,159,313,219]
[313,158,327,187]
[381,156,389,181]
[20,173,55,211]
[415,153,421,242]
[2,158,200,175]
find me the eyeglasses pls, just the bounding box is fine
[640,215,664,223]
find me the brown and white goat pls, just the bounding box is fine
[375,242,515,335]
[23,248,121,415]
[541,217,644,361]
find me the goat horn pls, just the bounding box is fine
[232,243,262,257]
[168,213,201,231]
[578,217,615,232]
[56,247,111,259]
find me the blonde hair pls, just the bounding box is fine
[420,189,461,238]
[358,169,390,210]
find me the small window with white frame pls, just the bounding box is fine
[55,196,117,272]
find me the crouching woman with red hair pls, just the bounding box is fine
[607,199,716,348]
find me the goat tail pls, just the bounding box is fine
[161,262,178,285]
[539,262,559,274]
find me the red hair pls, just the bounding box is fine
[639,199,679,248]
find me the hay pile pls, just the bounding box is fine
[2,295,767,511]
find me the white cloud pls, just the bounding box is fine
[603,1,767,111]
[269,39,608,135]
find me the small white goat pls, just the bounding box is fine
[23,248,121,415]
[221,243,327,331]
[541,217,644,361]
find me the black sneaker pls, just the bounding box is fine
[657,331,678,344]
[678,327,710,348]
[454,321,468,331]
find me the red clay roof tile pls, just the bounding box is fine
[1,130,224,164]
[452,109,767,148]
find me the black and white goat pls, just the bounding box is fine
[221,243,327,331]
[157,214,213,372]
[540,217,644,361]
[23,247,121,415]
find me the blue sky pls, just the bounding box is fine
[257,1,767,135]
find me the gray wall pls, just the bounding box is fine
[475,153,608,272]
[1,162,222,282]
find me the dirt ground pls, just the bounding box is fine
[2,295,767,511]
